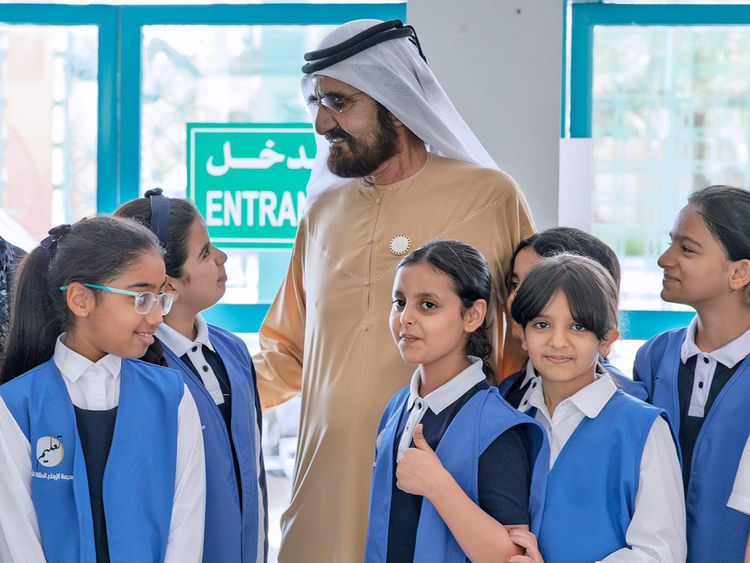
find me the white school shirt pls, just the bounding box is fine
[157,316,266,563]
[520,372,687,563]
[680,317,750,417]
[0,335,206,563]
[395,357,486,461]
[728,435,750,515]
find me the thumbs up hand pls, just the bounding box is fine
[396,424,449,499]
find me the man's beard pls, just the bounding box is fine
[326,104,399,178]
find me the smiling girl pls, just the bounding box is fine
[499,227,646,401]
[634,185,750,562]
[511,254,685,562]
[364,240,547,563]
[0,217,205,563]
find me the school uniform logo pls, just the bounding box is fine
[36,436,64,467]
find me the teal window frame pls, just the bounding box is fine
[0,4,119,214]
[571,3,750,139]
[1,2,691,339]
[567,2,750,339]
[0,3,406,334]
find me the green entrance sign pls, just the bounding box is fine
[187,123,317,248]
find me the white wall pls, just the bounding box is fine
[408,0,563,230]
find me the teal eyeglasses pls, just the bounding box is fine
[59,283,174,315]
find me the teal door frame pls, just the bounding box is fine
[1,2,696,338]
[0,3,406,334]
[566,2,750,339]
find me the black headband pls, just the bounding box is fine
[302,20,427,74]
[40,223,72,256]
[144,188,171,248]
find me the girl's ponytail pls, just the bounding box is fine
[465,323,494,378]
[142,339,168,368]
[2,246,63,382]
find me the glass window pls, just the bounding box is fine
[591,25,750,311]
[141,24,333,306]
[0,24,98,249]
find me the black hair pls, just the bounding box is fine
[115,195,200,280]
[115,194,201,367]
[511,253,619,342]
[506,234,536,292]
[2,216,163,383]
[398,239,494,378]
[507,227,621,293]
[688,185,750,263]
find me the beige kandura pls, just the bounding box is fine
[254,154,534,563]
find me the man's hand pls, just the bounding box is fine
[396,424,448,499]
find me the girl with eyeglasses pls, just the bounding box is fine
[116,190,267,563]
[0,216,205,563]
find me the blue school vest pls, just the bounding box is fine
[635,328,750,563]
[537,390,665,563]
[0,358,182,563]
[364,386,549,563]
[161,324,262,563]
[498,359,648,402]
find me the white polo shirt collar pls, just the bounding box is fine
[521,372,616,421]
[54,334,121,385]
[680,316,750,369]
[406,356,486,415]
[157,315,215,357]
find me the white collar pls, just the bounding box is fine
[156,315,214,358]
[406,357,486,415]
[521,373,617,420]
[680,316,750,368]
[53,334,122,383]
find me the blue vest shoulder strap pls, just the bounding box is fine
[633,328,686,404]
[365,387,409,563]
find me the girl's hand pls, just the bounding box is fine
[396,424,449,499]
[507,528,544,563]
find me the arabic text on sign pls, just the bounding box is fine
[206,140,314,176]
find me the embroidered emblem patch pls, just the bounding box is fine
[36,436,64,467]
[389,235,411,256]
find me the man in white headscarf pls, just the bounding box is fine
[254,19,535,563]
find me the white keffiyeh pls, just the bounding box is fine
[302,19,498,201]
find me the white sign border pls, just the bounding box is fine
[188,125,313,247]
